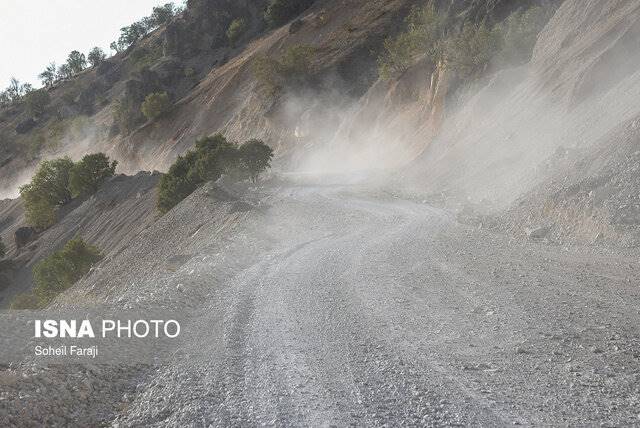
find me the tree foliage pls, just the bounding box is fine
[20,157,74,229]
[20,154,117,229]
[377,4,552,81]
[30,238,102,307]
[239,139,274,183]
[443,22,501,80]
[25,89,51,117]
[87,47,107,67]
[253,44,316,95]
[111,2,181,52]
[157,134,274,213]
[378,4,444,79]
[0,77,33,107]
[227,18,247,46]
[38,63,57,87]
[265,0,314,28]
[141,92,172,121]
[66,50,87,74]
[69,153,118,197]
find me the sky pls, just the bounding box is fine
[0,0,178,89]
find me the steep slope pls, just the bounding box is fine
[0,172,159,307]
[395,0,640,246]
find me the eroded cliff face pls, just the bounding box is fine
[401,0,640,245]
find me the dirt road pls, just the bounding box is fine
[112,183,640,426]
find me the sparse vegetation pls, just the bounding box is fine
[158,134,237,213]
[253,44,316,95]
[141,91,172,121]
[25,89,51,118]
[157,134,274,213]
[377,4,552,82]
[378,4,444,79]
[239,139,274,183]
[20,157,74,229]
[443,22,500,80]
[265,0,314,28]
[0,77,33,107]
[227,18,248,46]
[0,237,6,258]
[66,50,88,75]
[69,153,118,197]
[111,2,182,52]
[130,44,163,71]
[87,47,107,68]
[20,154,117,229]
[113,96,143,134]
[11,238,102,309]
[38,63,57,88]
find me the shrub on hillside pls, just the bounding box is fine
[378,4,444,79]
[69,153,118,197]
[87,47,107,68]
[20,154,117,229]
[19,157,74,229]
[0,237,5,258]
[25,89,51,117]
[157,134,274,213]
[265,0,314,28]
[253,44,316,95]
[239,139,274,183]
[32,238,102,306]
[227,18,248,46]
[443,22,501,80]
[157,134,238,213]
[141,92,172,121]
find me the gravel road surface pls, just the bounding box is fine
[112,182,640,426]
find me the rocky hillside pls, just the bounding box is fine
[0,0,559,195]
[2,0,640,305]
[0,172,159,307]
[392,0,640,247]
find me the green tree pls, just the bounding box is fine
[194,137,240,181]
[378,4,444,79]
[443,22,500,80]
[227,18,247,46]
[150,3,177,26]
[157,151,203,213]
[57,63,73,80]
[265,0,314,28]
[141,92,172,121]
[157,134,242,213]
[38,62,57,87]
[69,153,118,197]
[253,44,316,95]
[32,238,102,306]
[87,47,106,67]
[25,89,51,117]
[239,139,274,183]
[66,50,87,74]
[19,157,74,229]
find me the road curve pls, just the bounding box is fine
[116,183,640,426]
